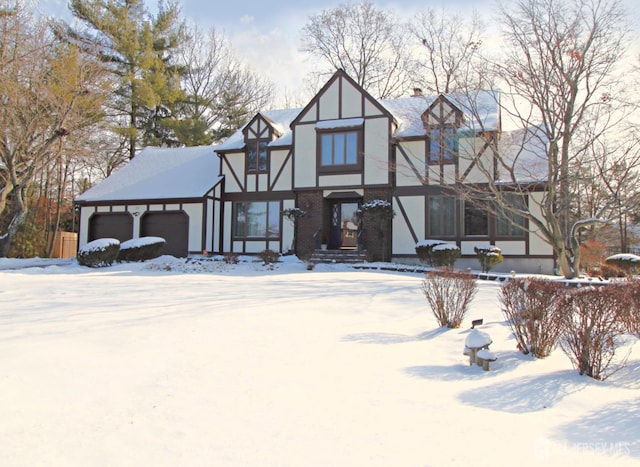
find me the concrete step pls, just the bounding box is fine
[309,249,368,264]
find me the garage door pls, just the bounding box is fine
[89,213,133,243]
[141,211,189,257]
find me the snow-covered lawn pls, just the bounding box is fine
[0,256,638,466]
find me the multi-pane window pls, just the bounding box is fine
[320,131,359,167]
[247,139,268,172]
[497,193,527,237]
[233,201,279,238]
[428,196,456,237]
[464,200,488,236]
[429,127,457,164]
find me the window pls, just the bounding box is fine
[429,127,457,164]
[428,196,456,237]
[497,194,527,237]
[234,201,280,238]
[464,200,488,236]
[320,131,359,167]
[247,139,268,172]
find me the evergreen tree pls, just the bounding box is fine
[60,0,186,158]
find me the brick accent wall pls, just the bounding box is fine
[361,188,393,262]
[296,190,324,259]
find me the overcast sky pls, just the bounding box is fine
[38,0,639,107]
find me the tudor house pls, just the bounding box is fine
[75,69,554,274]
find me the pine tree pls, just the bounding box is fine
[60,0,186,158]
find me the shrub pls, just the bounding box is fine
[258,249,280,265]
[604,254,640,277]
[415,239,446,266]
[600,262,627,278]
[579,239,607,273]
[77,238,120,268]
[223,252,240,264]
[421,268,477,328]
[557,284,634,380]
[431,243,461,268]
[499,278,564,358]
[474,244,504,273]
[117,237,165,262]
[620,279,640,338]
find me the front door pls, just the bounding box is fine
[330,201,360,249]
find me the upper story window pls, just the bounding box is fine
[247,139,268,172]
[320,131,359,168]
[429,127,457,164]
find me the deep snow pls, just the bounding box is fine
[0,256,639,466]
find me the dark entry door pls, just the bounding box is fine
[330,201,360,249]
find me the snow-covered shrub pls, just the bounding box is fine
[431,243,461,268]
[620,280,640,338]
[604,254,640,277]
[117,237,165,262]
[474,244,503,273]
[258,249,280,265]
[77,238,120,268]
[558,284,634,380]
[499,278,564,358]
[421,268,477,328]
[415,239,446,266]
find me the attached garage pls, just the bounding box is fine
[75,146,223,256]
[89,213,133,243]
[141,211,189,257]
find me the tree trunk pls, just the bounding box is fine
[557,240,581,280]
[0,209,27,257]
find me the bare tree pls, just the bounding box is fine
[300,1,413,99]
[455,0,633,279]
[176,24,274,144]
[0,1,106,256]
[409,8,485,94]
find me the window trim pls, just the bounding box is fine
[427,195,457,238]
[316,127,363,174]
[428,126,458,165]
[246,138,269,174]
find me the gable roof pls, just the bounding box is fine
[380,90,500,138]
[290,69,395,128]
[75,146,221,203]
[214,108,302,152]
[213,84,500,155]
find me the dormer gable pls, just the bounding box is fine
[243,113,282,142]
[421,95,464,130]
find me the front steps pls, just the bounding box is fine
[309,249,368,265]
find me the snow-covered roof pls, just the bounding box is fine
[497,126,549,184]
[214,108,302,152]
[75,146,221,203]
[213,91,500,154]
[381,90,501,138]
